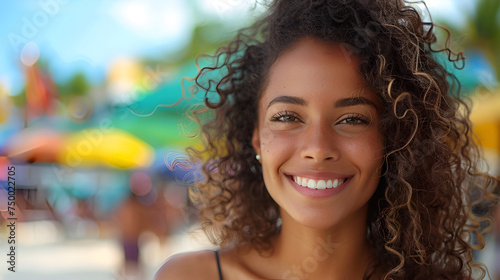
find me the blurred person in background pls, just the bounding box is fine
[115,179,188,278]
[476,200,500,280]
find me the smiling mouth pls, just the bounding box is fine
[289,175,348,190]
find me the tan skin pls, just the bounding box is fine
[156,37,385,280]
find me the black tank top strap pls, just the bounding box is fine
[214,250,223,280]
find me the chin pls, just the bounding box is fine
[284,208,348,230]
[281,202,369,233]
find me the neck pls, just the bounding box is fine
[272,206,375,279]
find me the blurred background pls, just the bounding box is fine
[0,0,498,279]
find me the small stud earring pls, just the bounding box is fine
[256,154,261,161]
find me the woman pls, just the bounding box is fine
[156,0,498,279]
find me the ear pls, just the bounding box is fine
[252,127,261,156]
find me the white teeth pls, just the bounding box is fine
[316,180,326,189]
[301,178,307,186]
[326,180,333,189]
[307,180,316,189]
[334,179,341,188]
[293,176,345,190]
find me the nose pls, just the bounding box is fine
[299,121,340,162]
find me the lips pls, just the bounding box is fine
[285,173,352,199]
[292,176,345,190]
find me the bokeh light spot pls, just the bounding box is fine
[21,42,40,67]
[129,171,152,196]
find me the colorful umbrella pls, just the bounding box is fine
[470,90,500,153]
[58,128,154,169]
[6,128,154,169]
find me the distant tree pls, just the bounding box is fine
[11,88,26,107]
[58,72,90,102]
[436,0,500,81]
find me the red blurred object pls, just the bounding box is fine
[6,129,66,163]
[24,64,58,121]
[0,156,10,181]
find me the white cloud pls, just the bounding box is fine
[424,0,473,27]
[110,0,191,40]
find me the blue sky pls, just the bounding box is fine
[0,0,472,95]
[0,0,198,93]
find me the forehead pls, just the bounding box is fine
[261,37,376,105]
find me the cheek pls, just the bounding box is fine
[259,129,292,155]
[343,132,384,170]
[259,129,296,176]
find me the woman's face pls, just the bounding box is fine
[252,37,384,229]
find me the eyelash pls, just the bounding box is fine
[269,111,302,122]
[338,114,370,125]
[270,111,369,125]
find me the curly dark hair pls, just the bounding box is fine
[184,0,499,279]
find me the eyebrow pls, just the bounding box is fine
[267,95,307,109]
[334,97,377,109]
[266,95,377,110]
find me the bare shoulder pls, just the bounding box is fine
[154,250,219,280]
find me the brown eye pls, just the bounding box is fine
[334,113,372,137]
[338,114,369,125]
[270,111,302,123]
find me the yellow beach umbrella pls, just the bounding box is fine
[0,85,11,124]
[470,91,500,153]
[58,128,154,169]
